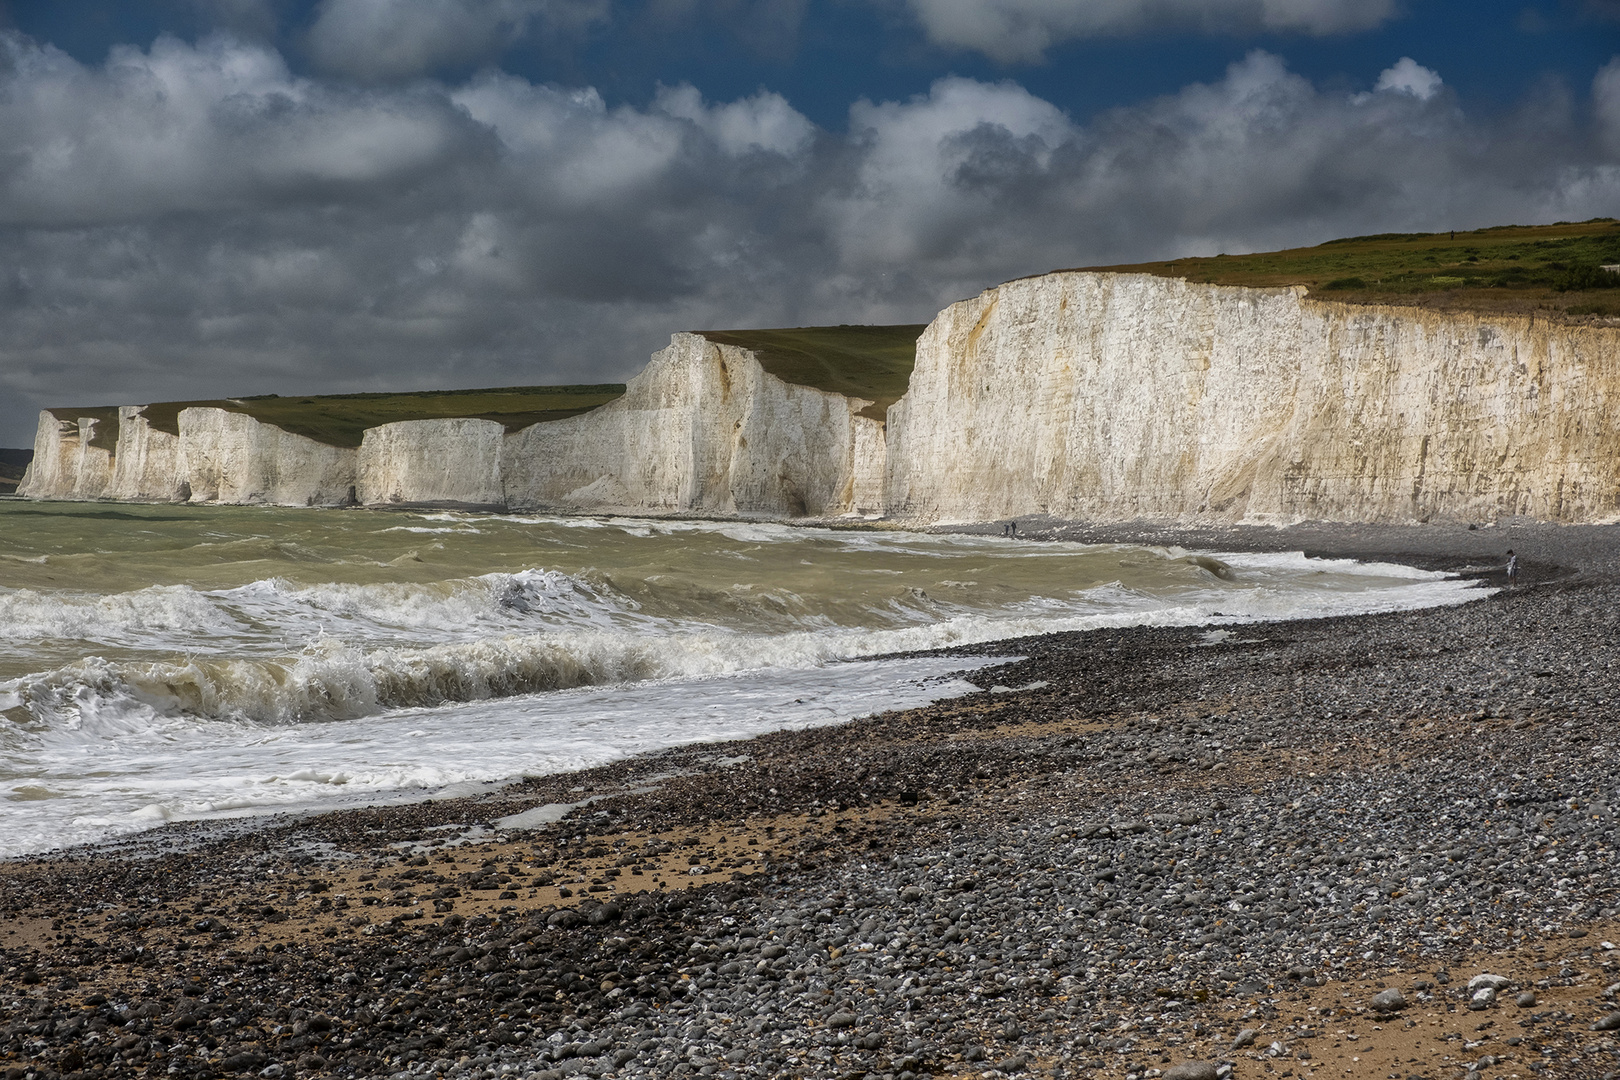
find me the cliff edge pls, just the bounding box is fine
[19,257,1620,525]
[18,333,890,519]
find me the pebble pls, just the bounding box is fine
[4,576,1620,1080]
[1370,987,1407,1012]
[1162,1063,1220,1080]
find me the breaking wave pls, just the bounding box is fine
[0,503,1496,856]
[3,560,1483,737]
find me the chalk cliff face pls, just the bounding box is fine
[886,273,1620,525]
[358,418,506,509]
[16,334,886,517]
[107,407,189,503]
[21,406,355,506]
[17,413,113,500]
[20,276,1620,526]
[179,408,357,506]
[502,333,887,517]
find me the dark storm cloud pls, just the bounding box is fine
[305,0,610,82]
[184,0,285,39]
[1600,58,1620,153]
[0,30,1616,446]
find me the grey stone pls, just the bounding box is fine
[1593,1012,1620,1032]
[1231,1028,1257,1049]
[1516,991,1537,1008]
[1163,1062,1220,1080]
[1370,988,1407,1012]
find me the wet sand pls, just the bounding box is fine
[3,519,1619,1080]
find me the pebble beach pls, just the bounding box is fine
[3,520,1620,1080]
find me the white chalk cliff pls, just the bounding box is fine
[19,273,1620,525]
[885,273,1620,525]
[18,412,115,501]
[502,333,887,517]
[17,333,888,518]
[358,418,506,509]
[106,406,188,503]
[177,408,357,507]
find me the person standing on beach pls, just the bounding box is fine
[1506,549,1519,585]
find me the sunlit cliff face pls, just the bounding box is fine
[887,274,1620,526]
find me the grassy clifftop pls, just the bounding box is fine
[50,385,626,451]
[695,325,925,422]
[45,406,123,452]
[1075,218,1620,318]
[695,224,1620,418]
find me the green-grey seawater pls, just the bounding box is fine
[0,501,1479,855]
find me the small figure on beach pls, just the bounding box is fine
[1003,521,1018,538]
[1506,549,1519,585]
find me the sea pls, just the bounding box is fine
[0,500,1485,858]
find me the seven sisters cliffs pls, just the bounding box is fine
[4,223,1620,1080]
[20,222,1620,529]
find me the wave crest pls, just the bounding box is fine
[0,584,243,643]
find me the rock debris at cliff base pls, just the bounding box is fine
[3,580,1620,1080]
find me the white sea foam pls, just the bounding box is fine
[0,584,245,644]
[0,656,996,857]
[2,554,1481,736]
[0,503,1490,857]
[217,568,639,640]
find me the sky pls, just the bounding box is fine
[0,1,1617,446]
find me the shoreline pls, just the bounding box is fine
[0,513,1507,864]
[937,515,1620,584]
[4,491,1610,579]
[4,521,1619,1080]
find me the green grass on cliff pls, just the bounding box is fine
[45,406,123,452]
[1075,218,1620,318]
[694,324,926,422]
[49,385,627,451]
[46,327,923,448]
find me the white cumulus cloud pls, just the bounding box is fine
[0,33,476,226]
[894,0,1400,63]
[655,84,816,157]
[1373,56,1442,100]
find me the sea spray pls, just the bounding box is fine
[0,502,1488,854]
